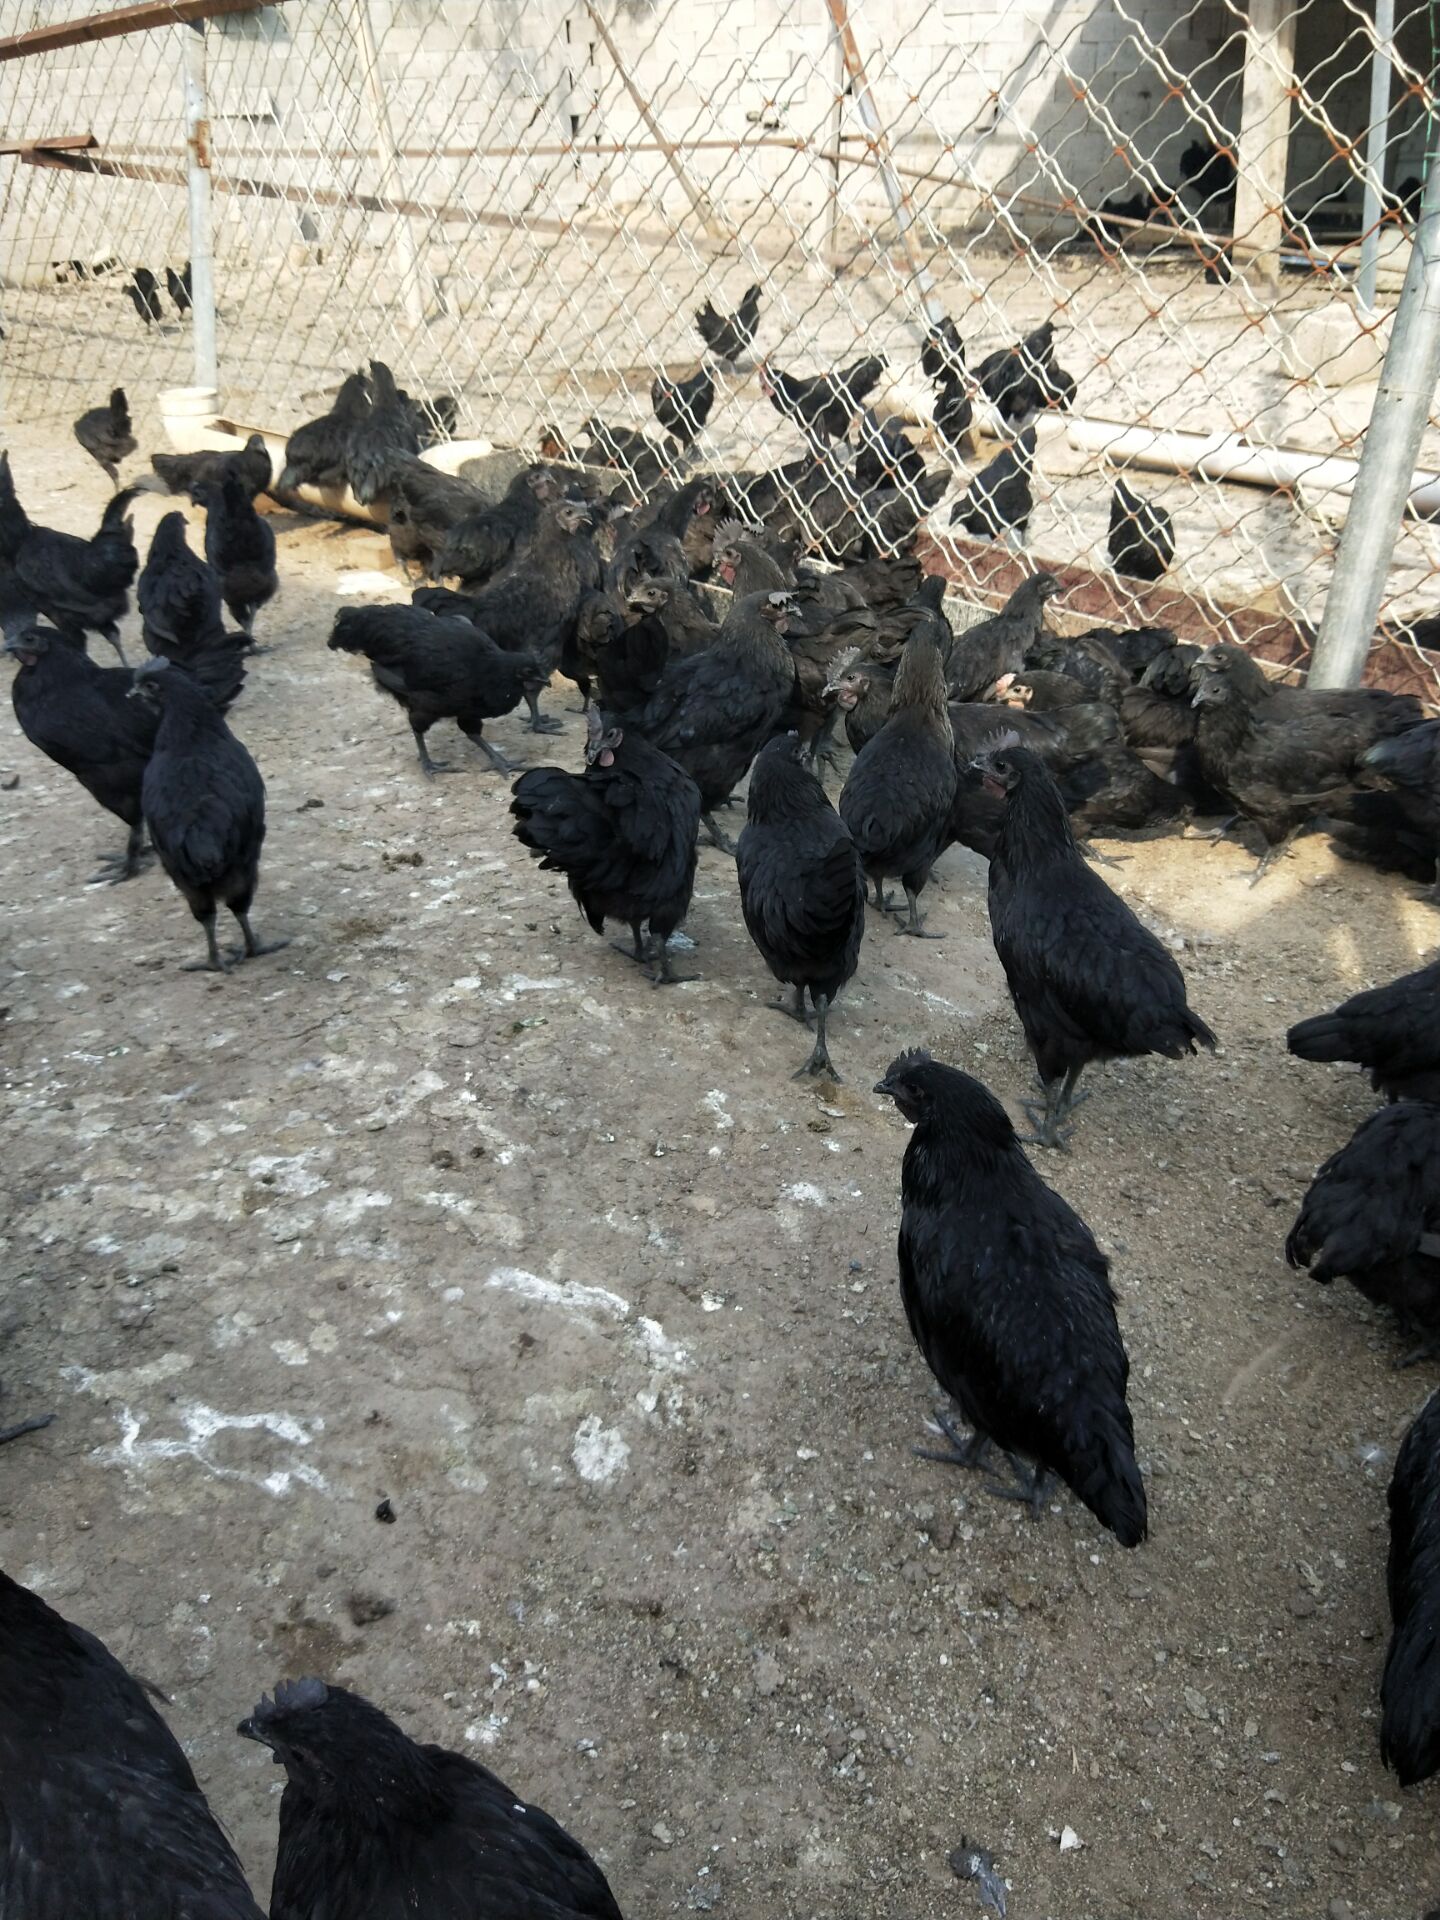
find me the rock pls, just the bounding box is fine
[297,795,324,810]
[651,1821,673,1847]
[347,1590,396,1626]
[1327,1900,1353,1920]
[753,1652,782,1697]
[1289,1590,1317,1618]
[1184,1686,1208,1719]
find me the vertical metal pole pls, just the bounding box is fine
[821,0,946,326]
[827,24,846,264]
[1357,0,1396,315]
[182,19,218,390]
[1310,154,1440,687]
[347,0,426,329]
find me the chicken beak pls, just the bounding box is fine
[872,1076,894,1097]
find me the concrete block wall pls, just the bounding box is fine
[0,0,1410,290]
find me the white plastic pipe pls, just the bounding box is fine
[1066,415,1440,515]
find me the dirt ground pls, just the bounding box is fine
[3,430,1440,1920]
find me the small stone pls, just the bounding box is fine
[1327,1901,1353,1920]
[1367,1798,1402,1823]
[0,772,18,791]
[374,1498,396,1524]
[1243,1718,1258,1739]
[753,1653,782,1697]
[347,1591,396,1626]
[1288,1590,1317,1618]
[297,796,324,810]
[651,1821,673,1848]
[1184,1686,1208,1719]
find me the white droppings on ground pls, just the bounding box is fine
[94,1403,328,1494]
[571,1414,630,1483]
[782,1182,827,1206]
[487,1267,631,1321]
[499,975,570,998]
[270,1340,310,1367]
[247,1152,329,1198]
[322,1189,393,1226]
[334,569,403,596]
[702,1089,734,1130]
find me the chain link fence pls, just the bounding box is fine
[1,0,1438,686]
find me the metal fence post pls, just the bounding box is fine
[182,18,218,391]
[1309,155,1440,688]
[1357,0,1396,315]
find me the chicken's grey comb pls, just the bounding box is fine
[980,727,1023,755]
[713,516,761,546]
[887,1047,934,1074]
[255,1676,329,1720]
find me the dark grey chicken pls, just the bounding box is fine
[511,707,701,985]
[738,732,866,1077]
[695,283,762,364]
[73,388,137,487]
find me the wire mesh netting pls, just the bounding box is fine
[1,0,1438,684]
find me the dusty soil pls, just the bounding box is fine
[2,433,1440,1920]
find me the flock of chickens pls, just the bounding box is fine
[2,280,1440,1917]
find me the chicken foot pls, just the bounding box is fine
[523,688,565,735]
[1018,1063,1089,1151]
[701,811,738,855]
[89,822,150,885]
[792,993,840,1080]
[892,880,942,938]
[462,726,526,776]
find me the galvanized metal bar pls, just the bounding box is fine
[1310,154,1440,687]
[0,0,278,63]
[820,0,946,326]
[1357,0,1397,314]
[182,19,218,391]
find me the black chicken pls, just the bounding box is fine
[761,355,887,446]
[430,498,599,730]
[0,454,139,662]
[1288,958,1440,1103]
[973,322,1074,424]
[981,740,1216,1146]
[651,367,715,447]
[166,261,192,314]
[853,411,928,493]
[932,371,974,457]
[239,1676,625,1920]
[199,465,278,636]
[73,388,137,487]
[0,1569,264,1919]
[138,510,225,655]
[279,370,372,491]
[947,572,1060,702]
[149,433,272,503]
[131,657,285,971]
[874,1050,1147,1546]
[436,464,560,589]
[1108,475,1174,582]
[1285,1101,1440,1358]
[949,428,1036,543]
[344,358,421,505]
[7,622,239,881]
[511,708,700,984]
[618,588,798,851]
[737,732,866,1077]
[695,284,762,364]
[1328,719,1440,896]
[1382,1389,1440,1785]
[1191,643,1423,879]
[921,315,966,383]
[126,267,163,325]
[330,602,546,776]
[838,629,956,935]
[385,459,488,580]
